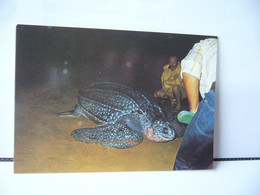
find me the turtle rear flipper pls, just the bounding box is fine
[58,110,81,117]
[71,122,143,149]
[59,105,88,118]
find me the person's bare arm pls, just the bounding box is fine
[183,72,200,113]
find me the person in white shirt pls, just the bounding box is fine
[174,38,218,170]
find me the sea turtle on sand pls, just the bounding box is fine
[59,82,176,149]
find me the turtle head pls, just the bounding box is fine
[144,119,175,142]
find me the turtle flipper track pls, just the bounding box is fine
[71,122,143,149]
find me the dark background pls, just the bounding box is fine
[16,25,216,93]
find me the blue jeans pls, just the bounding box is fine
[174,89,215,170]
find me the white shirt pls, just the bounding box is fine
[181,38,218,98]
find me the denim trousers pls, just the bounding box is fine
[174,89,215,170]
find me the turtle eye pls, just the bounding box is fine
[135,109,143,114]
[163,128,168,134]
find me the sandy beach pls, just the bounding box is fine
[14,83,182,173]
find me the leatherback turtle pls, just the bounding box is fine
[59,82,176,149]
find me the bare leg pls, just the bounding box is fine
[172,85,182,111]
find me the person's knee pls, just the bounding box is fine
[155,89,168,98]
[154,90,162,98]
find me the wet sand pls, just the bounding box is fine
[14,83,182,173]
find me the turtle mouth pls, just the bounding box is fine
[144,127,173,142]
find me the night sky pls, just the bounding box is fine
[15,25,216,93]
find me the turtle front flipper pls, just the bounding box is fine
[71,122,143,149]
